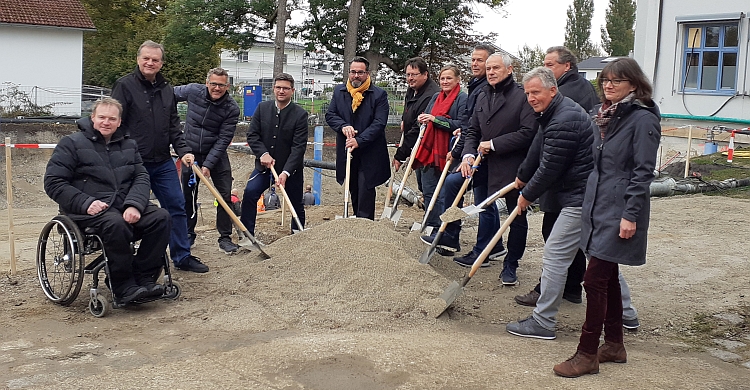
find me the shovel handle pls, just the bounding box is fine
[343,147,352,218]
[270,166,304,232]
[390,124,426,211]
[420,135,461,227]
[435,153,483,234]
[468,205,520,278]
[476,181,517,209]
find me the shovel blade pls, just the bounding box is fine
[422,226,434,236]
[237,235,270,259]
[436,281,463,317]
[418,245,436,264]
[389,209,403,223]
[380,207,393,220]
[410,222,422,231]
[460,205,486,217]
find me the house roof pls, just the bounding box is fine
[577,56,624,70]
[252,39,306,51]
[0,0,95,30]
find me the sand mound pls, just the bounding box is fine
[251,218,450,330]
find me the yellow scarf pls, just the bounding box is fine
[346,76,371,112]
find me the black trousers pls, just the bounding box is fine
[71,204,170,287]
[347,155,376,220]
[533,210,586,295]
[182,153,234,241]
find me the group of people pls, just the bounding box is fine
[43,38,661,378]
[324,46,660,377]
[44,40,313,305]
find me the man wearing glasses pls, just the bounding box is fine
[241,73,308,235]
[174,67,240,254]
[394,57,439,172]
[325,57,390,219]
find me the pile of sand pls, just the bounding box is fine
[247,218,450,330]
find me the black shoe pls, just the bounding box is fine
[488,246,508,261]
[562,291,583,304]
[420,232,460,253]
[117,285,149,304]
[136,275,164,297]
[500,260,519,286]
[175,255,209,273]
[435,247,455,257]
[453,251,490,268]
[218,238,239,254]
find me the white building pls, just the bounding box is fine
[0,0,95,116]
[577,56,625,81]
[220,40,337,98]
[634,1,750,122]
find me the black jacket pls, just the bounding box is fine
[581,100,661,266]
[111,67,190,164]
[516,93,594,209]
[557,65,599,113]
[174,83,239,171]
[325,83,391,189]
[247,100,309,175]
[462,76,537,193]
[395,78,440,161]
[44,117,151,216]
[452,76,489,160]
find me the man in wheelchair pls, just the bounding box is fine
[44,97,171,304]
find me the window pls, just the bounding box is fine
[237,51,249,62]
[681,22,739,93]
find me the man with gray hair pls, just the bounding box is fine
[174,68,241,254]
[505,66,595,339]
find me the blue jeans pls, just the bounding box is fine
[144,159,191,265]
[420,166,443,228]
[240,169,305,235]
[442,165,503,253]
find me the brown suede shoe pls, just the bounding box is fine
[514,289,540,306]
[553,350,600,378]
[598,341,627,363]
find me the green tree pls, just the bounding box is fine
[300,0,504,75]
[600,0,636,56]
[564,0,600,61]
[81,0,167,87]
[515,44,545,80]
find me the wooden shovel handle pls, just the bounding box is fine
[468,205,520,278]
[191,164,250,234]
[270,165,304,231]
[436,153,483,234]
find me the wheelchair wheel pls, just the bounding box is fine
[89,293,110,317]
[36,215,85,306]
[163,280,181,300]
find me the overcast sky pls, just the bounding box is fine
[473,0,609,56]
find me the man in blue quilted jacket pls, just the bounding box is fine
[174,67,240,254]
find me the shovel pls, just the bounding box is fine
[411,135,461,233]
[382,124,426,224]
[381,132,404,219]
[435,205,520,317]
[270,165,304,233]
[418,153,483,265]
[338,147,353,219]
[191,164,270,258]
[440,181,517,223]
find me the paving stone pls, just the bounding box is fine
[707,348,742,362]
[712,339,747,350]
[713,313,744,325]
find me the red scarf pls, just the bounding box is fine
[414,85,460,170]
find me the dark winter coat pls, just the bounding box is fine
[462,76,537,193]
[581,100,661,266]
[395,78,440,161]
[325,83,391,189]
[111,67,190,163]
[516,93,594,208]
[452,76,489,160]
[173,83,239,171]
[247,100,309,175]
[518,67,600,212]
[44,117,151,216]
[557,65,599,113]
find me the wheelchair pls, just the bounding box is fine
[36,215,181,317]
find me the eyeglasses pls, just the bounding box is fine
[208,82,228,88]
[274,86,292,91]
[601,78,629,86]
[349,70,368,76]
[405,72,424,79]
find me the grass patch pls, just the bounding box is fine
[681,306,750,347]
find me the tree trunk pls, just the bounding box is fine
[343,0,363,76]
[273,0,288,77]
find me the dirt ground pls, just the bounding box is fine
[1,127,750,389]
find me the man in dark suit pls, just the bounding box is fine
[240,73,308,235]
[325,56,390,219]
[423,53,536,286]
